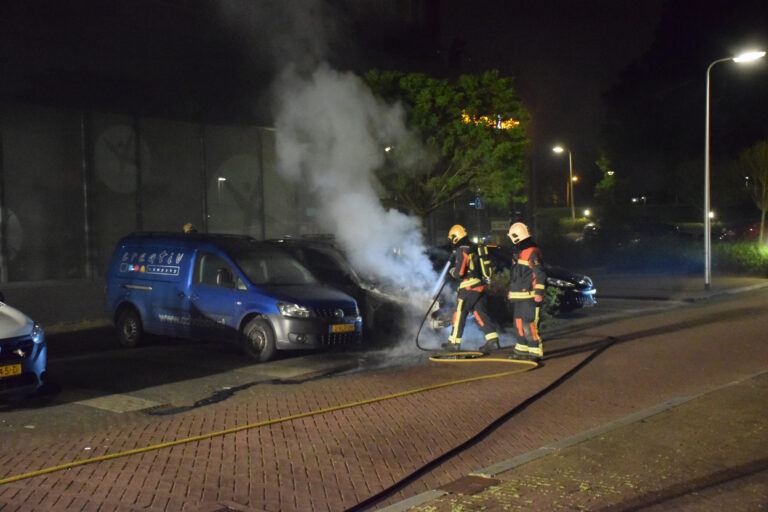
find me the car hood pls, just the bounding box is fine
[255,284,357,307]
[0,302,34,339]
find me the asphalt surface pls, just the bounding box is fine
[1,272,767,511]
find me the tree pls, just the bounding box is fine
[593,153,616,206]
[364,70,530,218]
[735,141,768,244]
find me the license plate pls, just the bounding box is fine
[0,364,21,378]
[331,323,355,333]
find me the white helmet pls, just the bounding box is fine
[507,222,530,244]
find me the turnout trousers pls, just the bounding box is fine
[513,300,543,357]
[448,286,500,346]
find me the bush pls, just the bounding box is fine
[713,242,768,276]
[558,217,590,234]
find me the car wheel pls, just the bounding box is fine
[116,308,143,348]
[241,318,276,362]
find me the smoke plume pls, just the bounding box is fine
[273,64,437,295]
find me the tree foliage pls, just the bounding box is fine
[364,70,530,217]
[734,140,768,244]
[593,153,616,205]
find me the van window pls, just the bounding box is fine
[194,252,240,289]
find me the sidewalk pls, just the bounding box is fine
[384,369,768,512]
[585,270,768,302]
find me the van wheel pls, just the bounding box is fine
[116,308,143,348]
[241,318,276,362]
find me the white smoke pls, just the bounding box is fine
[273,64,437,296]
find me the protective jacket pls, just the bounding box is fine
[446,236,499,346]
[450,238,485,290]
[507,239,547,302]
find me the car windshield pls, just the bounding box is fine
[288,246,358,288]
[225,243,318,286]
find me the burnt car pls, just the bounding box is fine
[267,237,412,342]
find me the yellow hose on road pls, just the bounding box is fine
[0,356,537,486]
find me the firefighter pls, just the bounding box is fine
[506,222,547,361]
[444,224,500,352]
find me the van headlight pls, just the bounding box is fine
[31,322,44,343]
[277,302,312,318]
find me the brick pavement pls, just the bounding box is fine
[1,287,768,511]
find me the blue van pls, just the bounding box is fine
[105,233,362,362]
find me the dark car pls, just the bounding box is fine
[267,237,412,342]
[579,220,687,247]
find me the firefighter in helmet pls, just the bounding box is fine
[445,224,500,352]
[506,222,547,361]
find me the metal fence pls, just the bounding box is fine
[0,102,305,283]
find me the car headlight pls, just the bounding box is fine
[277,302,312,318]
[547,278,575,288]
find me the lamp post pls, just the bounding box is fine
[553,146,575,220]
[704,50,765,291]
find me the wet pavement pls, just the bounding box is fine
[0,272,767,511]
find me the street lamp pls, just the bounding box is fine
[704,50,765,291]
[553,146,575,220]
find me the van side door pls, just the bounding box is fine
[187,251,245,342]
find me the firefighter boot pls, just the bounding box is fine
[479,339,499,353]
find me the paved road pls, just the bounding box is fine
[0,291,665,430]
[1,279,767,511]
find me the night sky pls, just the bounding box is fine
[2,0,767,211]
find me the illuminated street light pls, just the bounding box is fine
[552,145,576,220]
[217,176,227,202]
[704,49,765,291]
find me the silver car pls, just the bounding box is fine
[0,292,46,396]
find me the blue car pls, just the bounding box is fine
[105,233,363,362]
[0,292,46,396]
